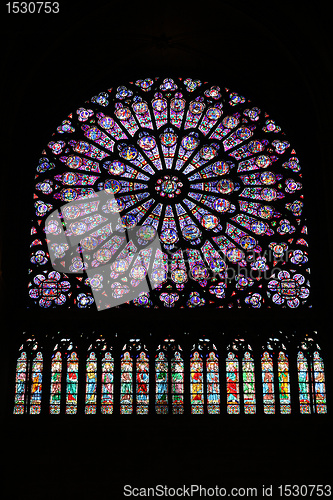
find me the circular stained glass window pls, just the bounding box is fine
[29,77,310,309]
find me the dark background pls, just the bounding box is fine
[1,1,332,498]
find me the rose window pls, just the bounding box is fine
[29,77,311,309]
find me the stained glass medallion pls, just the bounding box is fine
[29,77,311,309]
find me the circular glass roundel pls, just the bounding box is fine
[29,77,310,309]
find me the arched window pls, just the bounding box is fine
[206,351,220,414]
[85,352,97,414]
[242,351,256,414]
[297,348,327,414]
[13,352,28,414]
[190,351,204,414]
[226,352,240,414]
[313,351,327,414]
[136,351,149,414]
[101,352,114,414]
[297,351,310,414]
[50,351,62,414]
[155,351,168,414]
[120,344,149,415]
[277,351,291,414]
[120,351,133,414]
[261,352,275,414]
[155,343,184,414]
[66,351,79,414]
[28,77,311,311]
[171,351,184,414]
[29,351,43,415]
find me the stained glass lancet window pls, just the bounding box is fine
[278,351,291,414]
[242,351,256,414]
[297,351,311,413]
[226,352,240,414]
[312,351,327,414]
[85,352,97,414]
[190,351,204,414]
[261,351,275,414]
[206,351,220,414]
[120,351,133,414]
[171,351,184,414]
[136,351,149,414]
[66,351,79,414]
[28,77,311,311]
[13,352,28,414]
[155,351,168,414]
[29,352,43,414]
[50,351,62,414]
[101,351,114,414]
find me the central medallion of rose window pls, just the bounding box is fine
[155,175,183,199]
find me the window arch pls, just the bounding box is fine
[155,350,168,414]
[28,76,311,311]
[85,351,97,414]
[136,351,149,414]
[313,351,327,414]
[261,351,275,414]
[189,339,220,414]
[155,342,185,415]
[190,351,204,414]
[226,351,240,414]
[29,351,43,415]
[13,352,28,414]
[242,351,256,414]
[49,351,62,414]
[297,348,327,414]
[226,339,256,414]
[171,351,184,414]
[206,351,220,414]
[277,351,291,414]
[119,341,150,415]
[66,351,79,414]
[101,351,114,414]
[120,351,133,414]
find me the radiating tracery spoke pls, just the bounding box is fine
[29,77,311,309]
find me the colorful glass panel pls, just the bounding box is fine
[50,351,62,414]
[226,352,240,414]
[278,351,291,414]
[29,352,43,414]
[13,352,28,414]
[85,352,97,414]
[190,351,204,414]
[242,351,256,414]
[155,351,168,414]
[120,351,133,414]
[29,77,311,310]
[171,351,184,414]
[206,351,220,414]
[66,352,79,414]
[101,352,114,414]
[297,351,311,414]
[136,351,149,414]
[313,351,327,414]
[261,352,275,414]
